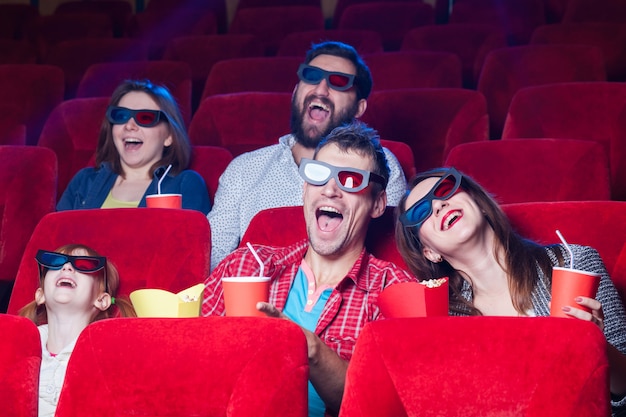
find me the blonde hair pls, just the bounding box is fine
[18,244,136,325]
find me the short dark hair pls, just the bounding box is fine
[304,41,372,101]
[96,79,191,177]
[314,121,389,194]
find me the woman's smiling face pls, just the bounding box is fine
[112,91,172,174]
[404,176,485,259]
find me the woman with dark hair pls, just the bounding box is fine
[57,79,210,214]
[395,167,626,416]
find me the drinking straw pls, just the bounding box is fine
[246,242,265,277]
[555,229,574,269]
[157,164,172,194]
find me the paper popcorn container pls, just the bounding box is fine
[378,278,449,318]
[130,283,205,317]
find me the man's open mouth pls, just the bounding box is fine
[317,206,343,232]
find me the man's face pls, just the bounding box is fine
[303,143,386,259]
[290,55,366,148]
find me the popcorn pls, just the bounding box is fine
[419,278,447,288]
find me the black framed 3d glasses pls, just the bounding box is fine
[106,106,167,127]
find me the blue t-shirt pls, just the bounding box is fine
[283,261,332,417]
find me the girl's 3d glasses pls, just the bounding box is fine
[106,106,167,127]
[297,64,355,91]
[299,158,386,193]
[35,250,108,291]
[400,167,463,229]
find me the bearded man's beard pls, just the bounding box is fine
[290,95,360,149]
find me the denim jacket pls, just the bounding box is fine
[56,163,211,215]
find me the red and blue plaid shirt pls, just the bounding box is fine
[202,239,416,360]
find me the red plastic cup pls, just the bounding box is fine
[378,278,449,318]
[550,267,601,318]
[221,277,270,317]
[145,193,182,209]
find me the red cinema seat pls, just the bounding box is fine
[503,201,626,301]
[201,56,301,100]
[43,38,150,99]
[0,146,57,311]
[0,64,65,146]
[449,0,546,45]
[162,34,264,112]
[0,40,37,64]
[380,139,416,180]
[189,145,234,205]
[190,92,291,156]
[229,6,324,55]
[531,22,626,81]
[24,13,113,61]
[361,88,489,173]
[340,317,610,417]
[37,97,109,198]
[365,51,462,89]
[277,29,384,57]
[337,2,435,51]
[55,317,308,417]
[125,7,217,59]
[76,60,193,125]
[401,24,507,89]
[477,44,606,139]
[503,82,626,201]
[53,0,132,38]
[0,4,38,40]
[0,314,41,417]
[444,139,611,204]
[7,208,211,315]
[563,0,626,23]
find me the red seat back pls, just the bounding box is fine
[201,56,301,100]
[361,88,489,173]
[190,92,291,156]
[338,2,435,51]
[503,82,626,200]
[503,201,626,301]
[277,29,384,56]
[229,6,324,55]
[365,51,462,89]
[477,44,606,139]
[341,317,610,417]
[0,64,64,146]
[7,208,211,315]
[76,60,193,125]
[0,146,57,284]
[445,139,611,204]
[55,317,308,417]
[0,315,41,417]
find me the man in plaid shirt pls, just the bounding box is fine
[203,122,415,416]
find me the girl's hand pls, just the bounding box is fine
[562,296,605,332]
